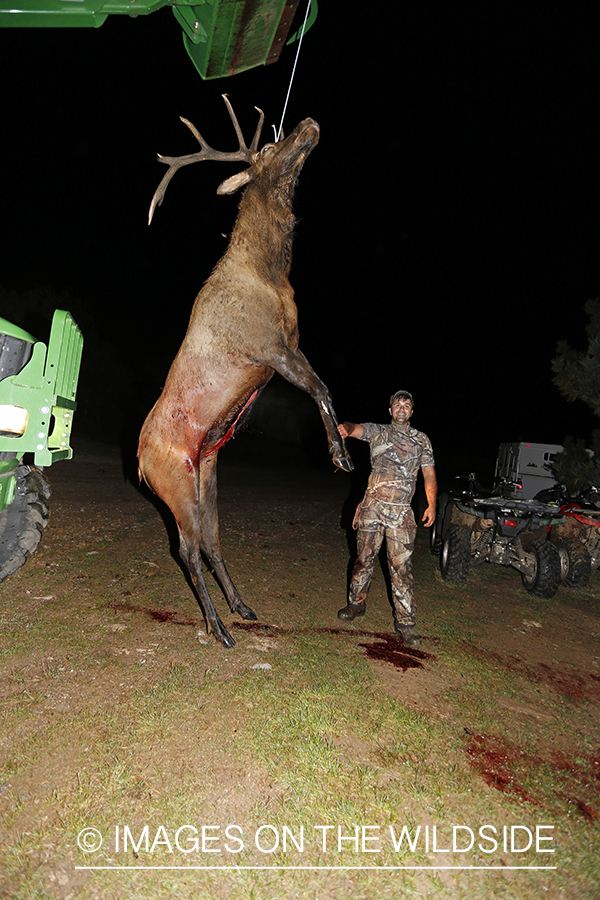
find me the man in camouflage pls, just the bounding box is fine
[337,390,437,649]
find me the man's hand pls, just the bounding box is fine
[422,506,436,527]
[338,422,364,440]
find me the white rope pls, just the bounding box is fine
[273,0,312,142]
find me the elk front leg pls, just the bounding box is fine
[267,346,353,472]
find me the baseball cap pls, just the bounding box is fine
[389,390,413,407]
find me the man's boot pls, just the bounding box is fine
[337,602,366,622]
[394,622,420,649]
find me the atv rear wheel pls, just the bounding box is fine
[0,465,51,582]
[522,539,560,599]
[440,525,471,584]
[556,538,591,589]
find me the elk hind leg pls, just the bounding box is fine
[177,531,236,647]
[198,452,257,621]
[163,459,237,647]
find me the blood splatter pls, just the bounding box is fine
[107,607,436,670]
[358,634,434,671]
[576,800,598,820]
[462,642,600,703]
[232,622,435,669]
[107,601,198,627]
[465,733,538,805]
[465,732,600,819]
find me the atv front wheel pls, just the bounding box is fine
[556,538,591,589]
[0,465,51,582]
[440,525,471,584]
[522,539,560,599]
[430,510,444,556]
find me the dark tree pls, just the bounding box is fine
[552,298,600,494]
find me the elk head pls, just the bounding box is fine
[148,94,319,223]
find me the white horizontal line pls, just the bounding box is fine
[76,865,557,871]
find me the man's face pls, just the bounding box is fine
[390,395,413,425]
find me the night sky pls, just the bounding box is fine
[2,5,600,484]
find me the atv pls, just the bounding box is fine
[432,473,566,599]
[533,484,600,589]
[0,310,83,581]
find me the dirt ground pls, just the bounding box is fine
[32,437,600,718]
[1,437,600,898]
[3,435,600,757]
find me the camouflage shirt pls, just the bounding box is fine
[359,423,435,506]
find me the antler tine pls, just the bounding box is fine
[148,155,199,225]
[148,96,265,224]
[221,94,246,153]
[180,116,211,151]
[250,106,265,153]
[222,93,264,155]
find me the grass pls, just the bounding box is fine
[1,509,600,898]
[2,631,591,898]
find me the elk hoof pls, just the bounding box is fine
[213,625,236,648]
[334,454,354,473]
[237,602,258,621]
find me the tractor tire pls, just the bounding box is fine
[556,538,591,589]
[0,465,51,583]
[440,525,471,584]
[521,539,561,599]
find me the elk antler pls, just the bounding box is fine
[148,94,265,224]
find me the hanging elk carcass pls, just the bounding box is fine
[138,95,352,648]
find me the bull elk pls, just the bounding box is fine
[138,95,352,648]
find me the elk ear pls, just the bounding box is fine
[216,169,253,195]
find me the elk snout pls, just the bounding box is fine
[297,118,320,145]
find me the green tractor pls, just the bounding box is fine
[0,1,314,81]
[0,310,83,581]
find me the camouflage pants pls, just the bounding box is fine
[348,498,417,626]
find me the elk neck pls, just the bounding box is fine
[226,176,297,286]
